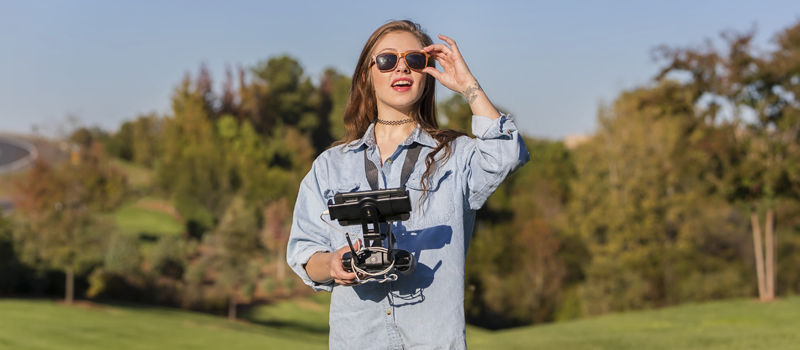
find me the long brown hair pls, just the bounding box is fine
[333,20,466,193]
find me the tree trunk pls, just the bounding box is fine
[65,266,74,305]
[228,295,236,321]
[277,247,285,281]
[765,209,775,300]
[750,213,767,301]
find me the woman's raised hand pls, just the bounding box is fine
[422,34,483,103]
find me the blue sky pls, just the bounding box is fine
[1,0,799,138]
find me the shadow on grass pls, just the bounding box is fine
[244,319,329,335]
[92,299,329,336]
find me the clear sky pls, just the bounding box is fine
[1,0,799,139]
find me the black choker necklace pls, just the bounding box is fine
[376,118,414,126]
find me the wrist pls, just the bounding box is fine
[307,251,334,283]
[460,80,483,104]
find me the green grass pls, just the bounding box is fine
[468,297,800,350]
[2,297,800,349]
[0,299,326,350]
[242,293,332,338]
[113,201,184,237]
[110,159,153,190]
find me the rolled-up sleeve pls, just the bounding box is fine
[287,160,336,292]
[461,113,530,210]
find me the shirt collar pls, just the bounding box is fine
[343,123,438,151]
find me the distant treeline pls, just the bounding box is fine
[2,21,800,328]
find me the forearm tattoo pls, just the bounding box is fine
[462,81,483,104]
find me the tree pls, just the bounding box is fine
[69,128,93,149]
[204,196,262,320]
[566,81,755,315]
[13,145,127,304]
[130,113,164,168]
[250,55,319,136]
[438,93,473,136]
[322,68,352,140]
[260,197,291,283]
[0,209,29,294]
[158,74,234,237]
[106,121,134,161]
[655,21,800,301]
[465,138,573,328]
[157,61,321,240]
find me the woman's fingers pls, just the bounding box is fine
[424,35,467,74]
[335,277,356,286]
[330,239,361,286]
[425,35,460,55]
[438,34,460,53]
[334,239,363,285]
[426,49,459,67]
[423,43,453,55]
[423,67,444,81]
[433,57,455,73]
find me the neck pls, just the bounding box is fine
[374,120,415,141]
[375,105,416,141]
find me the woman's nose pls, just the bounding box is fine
[395,57,411,73]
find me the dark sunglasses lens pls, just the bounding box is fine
[376,54,398,71]
[405,53,427,70]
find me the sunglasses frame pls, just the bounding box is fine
[371,50,431,72]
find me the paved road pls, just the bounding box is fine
[1,142,28,165]
[0,136,38,214]
[0,136,36,174]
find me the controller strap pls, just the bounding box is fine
[364,142,422,191]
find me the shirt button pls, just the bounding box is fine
[386,310,392,315]
[386,158,392,163]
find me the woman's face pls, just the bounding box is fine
[370,31,427,116]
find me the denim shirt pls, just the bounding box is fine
[287,114,529,349]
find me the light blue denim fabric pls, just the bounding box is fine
[287,114,529,349]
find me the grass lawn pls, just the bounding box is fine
[242,292,332,338]
[468,297,800,350]
[110,159,153,190]
[0,299,327,350]
[2,296,799,349]
[113,200,184,237]
[107,158,184,238]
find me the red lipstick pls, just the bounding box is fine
[391,77,413,92]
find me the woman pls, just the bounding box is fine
[287,20,528,349]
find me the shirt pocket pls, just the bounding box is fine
[323,183,361,204]
[404,170,455,230]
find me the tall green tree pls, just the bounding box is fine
[466,138,573,328]
[106,121,134,161]
[655,21,800,301]
[438,93,473,136]
[322,68,352,140]
[0,209,28,294]
[204,196,262,320]
[250,56,318,133]
[567,81,753,315]
[130,113,164,168]
[158,74,234,236]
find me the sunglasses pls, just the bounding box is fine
[371,51,430,72]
